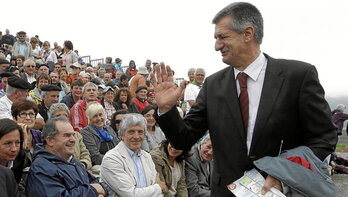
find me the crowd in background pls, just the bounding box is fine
[0,29,213,197]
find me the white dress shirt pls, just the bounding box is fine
[234,52,268,153]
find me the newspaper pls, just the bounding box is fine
[227,169,286,197]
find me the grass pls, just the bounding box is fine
[336,142,348,152]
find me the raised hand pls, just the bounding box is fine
[150,62,186,114]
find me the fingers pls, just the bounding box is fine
[261,175,282,195]
[150,72,157,88]
[160,62,168,82]
[155,63,163,84]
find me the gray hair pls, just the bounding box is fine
[42,116,70,146]
[212,2,264,44]
[49,103,70,117]
[118,113,147,137]
[5,84,17,95]
[85,101,105,121]
[199,133,211,145]
[41,90,48,97]
[23,59,35,67]
[188,68,196,73]
[336,104,346,112]
[195,68,206,75]
[82,82,98,93]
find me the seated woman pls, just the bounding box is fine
[49,103,92,170]
[11,99,42,153]
[141,105,166,152]
[150,139,189,197]
[101,86,117,126]
[81,102,119,167]
[114,88,139,113]
[0,118,24,184]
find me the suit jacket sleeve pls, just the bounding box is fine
[156,80,209,151]
[298,66,337,160]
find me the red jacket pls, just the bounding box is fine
[70,99,100,132]
[133,98,149,113]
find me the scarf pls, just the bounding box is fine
[93,125,113,142]
[191,80,202,89]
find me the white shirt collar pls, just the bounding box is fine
[234,52,266,82]
[7,160,14,169]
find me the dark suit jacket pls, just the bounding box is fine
[156,55,337,197]
[185,144,213,197]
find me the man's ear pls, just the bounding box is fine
[45,136,54,147]
[243,26,255,42]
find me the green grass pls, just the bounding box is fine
[336,142,348,152]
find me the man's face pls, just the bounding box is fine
[50,73,60,84]
[200,140,213,162]
[83,86,97,102]
[188,71,195,82]
[103,73,111,82]
[214,16,247,68]
[0,63,9,73]
[18,34,26,42]
[98,70,105,78]
[145,60,151,68]
[103,90,115,103]
[71,67,80,75]
[38,66,49,75]
[90,111,105,129]
[121,125,144,153]
[38,79,49,90]
[24,63,36,75]
[136,89,147,99]
[5,29,9,35]
[82,75,91,84]
[52,110,69,118]
[47,121,75,161]
[43,91,60,108]
[54,65,61,72]
[17,89,29,100]
[72,85,82,98]
[194,70,205,84]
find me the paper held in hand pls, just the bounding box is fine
[227,169,286,197]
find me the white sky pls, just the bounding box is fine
[3,0,348,96]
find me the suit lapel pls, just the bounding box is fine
[250,56,284,151]
[221,67,247,142]
[119,142,139,183]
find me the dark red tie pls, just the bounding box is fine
[237,72,249,135]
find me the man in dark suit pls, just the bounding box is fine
[151,2,337,197]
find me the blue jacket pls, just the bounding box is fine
[26,145,104,197]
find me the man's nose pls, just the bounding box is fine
[215,39,223,51]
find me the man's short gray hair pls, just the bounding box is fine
[195,68,206,75]
[212,2,264,44]
[42,116,70,146]
[24,59,35,67]
[336,104,346,112]
[118,113,147,137]
[199,133,211,145]
[188,68,196,73]
[5,84,17,95]
[82,82,98,93]
[49,103,70,117]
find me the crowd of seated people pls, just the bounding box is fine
[0,29,213,197]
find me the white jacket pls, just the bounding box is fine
[100,141,163,197]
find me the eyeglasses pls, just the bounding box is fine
[19,112,36,118]
[1,141,21,148]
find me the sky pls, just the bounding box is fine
[2,0,348,97]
